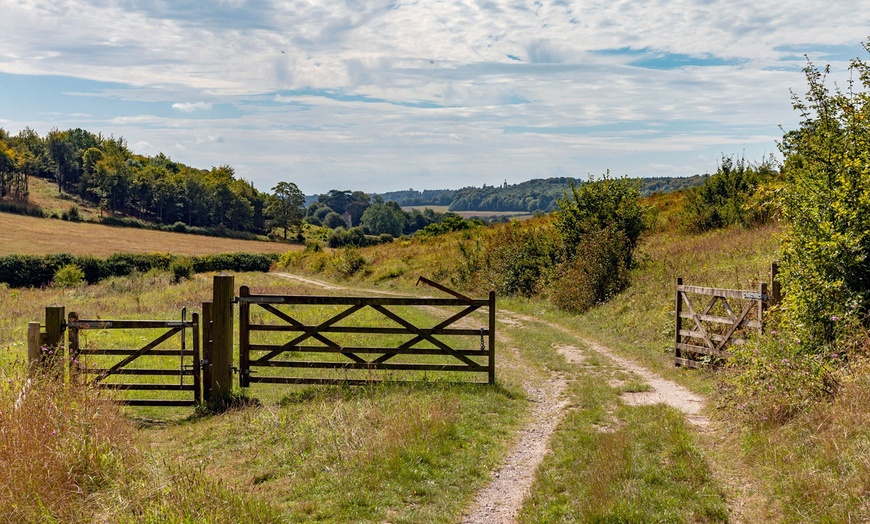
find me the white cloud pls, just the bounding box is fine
[172,102,214,112]
[0,0,868,193]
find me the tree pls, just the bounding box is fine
[554,174,651,266]
[360,202,405,237]
[266,181,305,239]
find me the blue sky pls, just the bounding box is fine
[0,0,868,194]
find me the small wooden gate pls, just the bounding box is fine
[237,281,495,386]
[67,310,201,406]
[674,278,768,368]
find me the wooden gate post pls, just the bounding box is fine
[27,322,41,366]
[770,262,781,306]
[238,286,250,388]
[210,275,235,401]
[674,278,683,366]
[43,306,65,369]
[488,290,496,385]
[201,301,213,402]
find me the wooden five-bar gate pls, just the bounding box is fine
[237,278,496,386]
[66,309,201,406]
[28,275,497,406]
[674,264,780,367]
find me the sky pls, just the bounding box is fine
[0,1,868,195]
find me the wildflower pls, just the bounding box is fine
[831,353,838,359]
[831,315,840,321]
[771,330,777,335]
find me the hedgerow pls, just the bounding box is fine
[0,252,279,288]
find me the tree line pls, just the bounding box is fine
[379,176,706,213]
[0,127,303,236]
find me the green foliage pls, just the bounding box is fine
[169,256,194,283]
[52,262,85,288]
[330,247,367,277]
[418,213,481,237]
[721,332,841,425]
[548,174,653,312]
[360,202,405,237]
[681,156,779,232]
[549,226,631,313]
[480,221,561,297]
[554,174,651,265]
[777,51,870,350]
[265,181,305,240]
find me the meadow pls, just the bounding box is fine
[1,186,868,522]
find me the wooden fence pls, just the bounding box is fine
[674,263,780,367]
[26,275,498,407]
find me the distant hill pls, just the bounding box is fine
[376,176,707,214]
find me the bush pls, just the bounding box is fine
[549,226,631,313]
[170,257,194,283]
[720,332,842,425]
[681,156,779,233]
[777,53,870,350]
[331,247,367,277]
[480,221,561,297]
[53,263,85,288]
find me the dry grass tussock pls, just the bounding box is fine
[0,363,137,523]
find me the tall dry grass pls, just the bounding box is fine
[0,362,137,522]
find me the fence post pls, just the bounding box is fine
[488,290,496,385]
[210,275,234,402]
[238,286,250,388]
[67,312,80,377]
[674,278,683,366]
[758,281,768,335]
[43,306,65,370]
[201,301,213,402]
[770,262,781,306]
[27,322,41,366]
[192,312,201,404]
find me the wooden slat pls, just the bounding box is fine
[678,330,746,345]
[679,312,761,328]
[251,361,486,372]
[676,285,756,299]
[68,320,195,329]
[249,377,486,386]
[82,368,195,376]
[76,349,195,356]
[676,342,732,359]
[239,295,488,307]
[674,357,706,368]
[249,344,488,356]
[119,399,197,407]
[98,383,196,391]
[248,324,487,336]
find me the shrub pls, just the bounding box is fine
[680,156,779,233]
[331,247,367,277]
[777,52,870,350]
[720,332,841,425]
[548,226,631,313]
[53,263,85,288]
[480,221,561,297]
[170,257,194,283]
